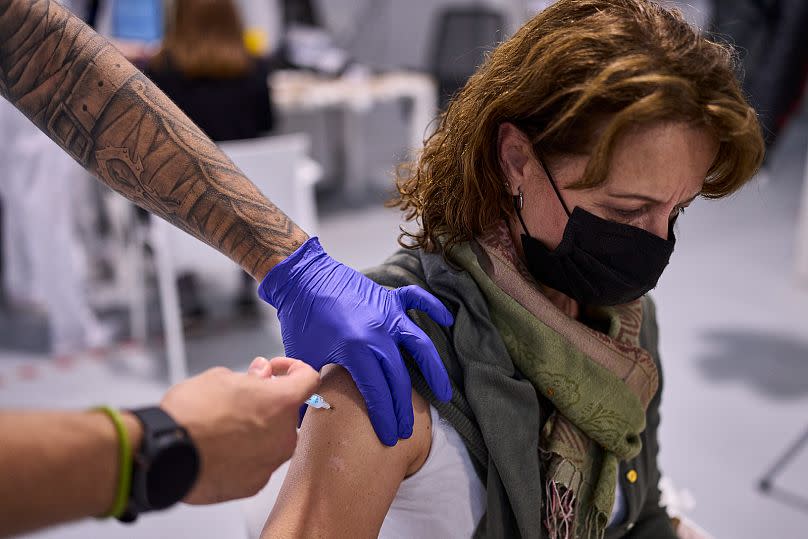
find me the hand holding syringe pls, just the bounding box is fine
[249,356,333,411]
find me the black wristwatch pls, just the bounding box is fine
[118,407,200,523]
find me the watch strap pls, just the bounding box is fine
[130,407,184,436]
[117,406,196,523]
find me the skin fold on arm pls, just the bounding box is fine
[262,365,434,539]
[0,0,308,280]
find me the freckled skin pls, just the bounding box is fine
[327,455,345,474]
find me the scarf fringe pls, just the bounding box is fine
[583,508,607,539]
[544,481,575,539]
[544,479,609,539]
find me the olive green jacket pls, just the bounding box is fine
[366,248,676,539]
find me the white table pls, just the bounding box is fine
[270,70,438,202]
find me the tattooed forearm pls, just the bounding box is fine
[0,0,308,279]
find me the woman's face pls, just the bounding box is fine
[498,121,719,255]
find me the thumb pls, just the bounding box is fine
[273,359,321,402]
[396,285,454,326]
[396,320,452,402]
[247,357,271,378]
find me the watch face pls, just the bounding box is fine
[147,437,200,509]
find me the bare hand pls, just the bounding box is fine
[159,358,319,505]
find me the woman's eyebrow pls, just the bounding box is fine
[606,191,701,205]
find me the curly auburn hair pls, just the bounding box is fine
[391,0,765,254]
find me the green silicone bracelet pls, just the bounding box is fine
[94,406,133,519]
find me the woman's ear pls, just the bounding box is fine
[498,123,533,194]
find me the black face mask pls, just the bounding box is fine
[515,159,676,306]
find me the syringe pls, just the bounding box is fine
[304,393,332,410]
[269,373,332,410]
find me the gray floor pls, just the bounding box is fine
[2,109,808,538]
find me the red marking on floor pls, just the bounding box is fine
[88,347,108,362]
[54,355,76,370]
[17,364,38,381]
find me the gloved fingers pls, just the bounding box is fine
[396,320,452,402]
[395,285,454,326]
[341,355,401,447]
[373,341,415,442]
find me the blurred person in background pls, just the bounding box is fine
[0,98,113,356]
[146,0,275,319]
[257,1,764,538]
[145,0,274,143]
[0,0,113,357]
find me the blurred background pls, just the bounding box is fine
[0,1,806,538]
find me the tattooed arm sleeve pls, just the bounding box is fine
[0,0,309,279]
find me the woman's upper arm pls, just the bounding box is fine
[262,365,432,539]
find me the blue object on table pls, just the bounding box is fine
[258,237,454,447]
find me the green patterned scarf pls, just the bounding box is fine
[450,224,660,539]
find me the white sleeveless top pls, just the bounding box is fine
[379,405,627,538]
[379,405,487,538]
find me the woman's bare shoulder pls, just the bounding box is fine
[262,364,433,538]
[309,364,432,468]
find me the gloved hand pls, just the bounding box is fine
[258,237,454,446]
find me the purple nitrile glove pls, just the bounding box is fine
[258,237,454,446]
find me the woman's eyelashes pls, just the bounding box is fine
[603,204,686,225]
[604,206,685,228]
[607,205,648,222]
